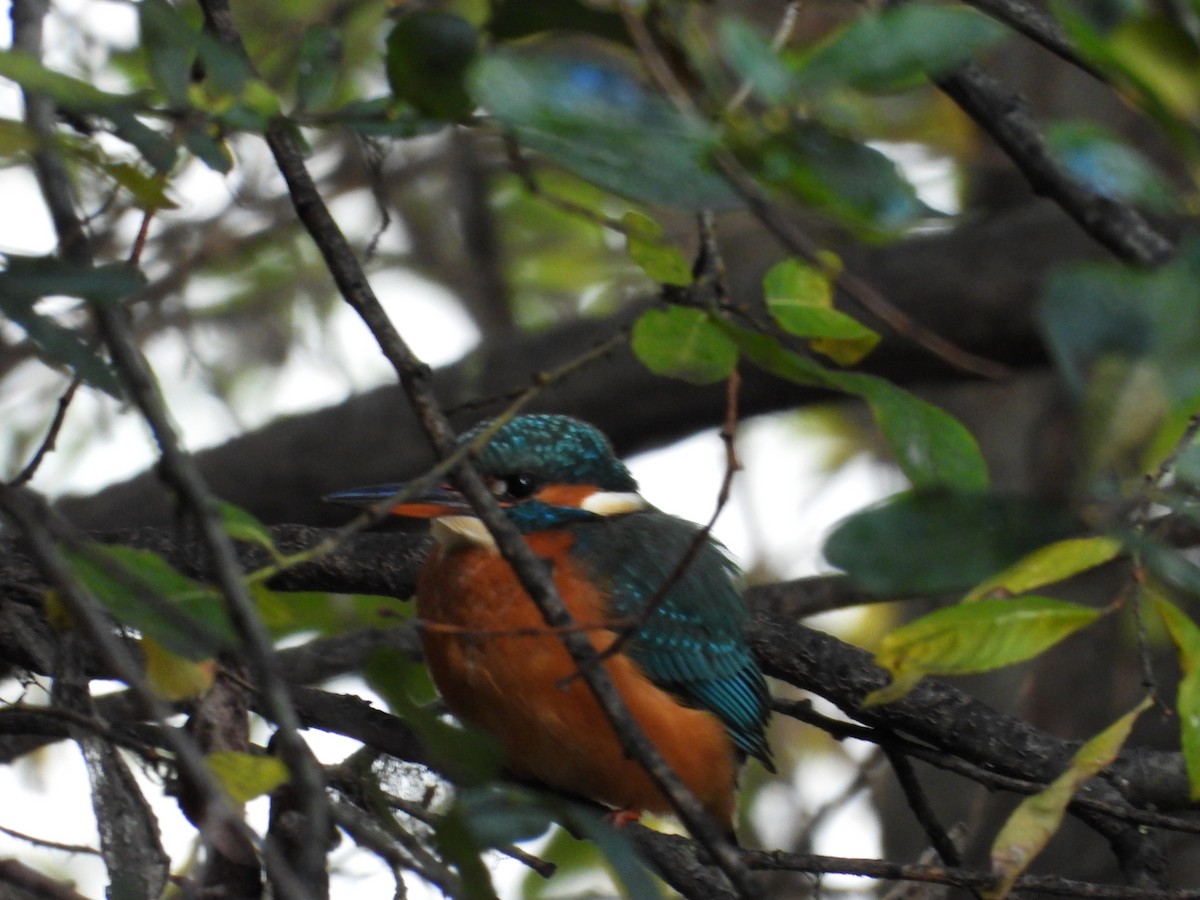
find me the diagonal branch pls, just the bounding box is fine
[936,63,1175,266]
[194,2,761,893]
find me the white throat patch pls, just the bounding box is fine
[580,491,647,516]
[431,516,497,552]
[429,492,646,551]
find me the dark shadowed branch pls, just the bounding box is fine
[3,523,1199,898]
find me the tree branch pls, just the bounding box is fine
[936,63,1175,265]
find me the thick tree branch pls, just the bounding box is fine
[57,200,1092,531]
[5,522,1200,895]
[2,526,1194,817]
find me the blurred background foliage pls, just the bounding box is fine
[4,0,1200,896]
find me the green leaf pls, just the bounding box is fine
[0,304,123,397]
[964,536,1124,602]
[442,787,660,900]
[987,698,1151,898]
[435,804,502,900]
[387,12,478,121]
[488,0,627,43]
[138,0,197,107]
[107,111,177,176]
[1144,540,1200,600]
[560,807,663,900]
[1151,592,1200,800]
[763,258,879,364]
[791,5,1007,91]
[622,211,692,286]
[0,255,145,304]
[723,322,988,490]
[0,118,37,155]
[517,800,663,900]
[867,596,1102,705]
[1046,121,1176,212]
[1107,16,1200,123]
[366,649,504,786]
[748,123,929,234]
[216,500,279,560]
[764,258,834,317]
[0,51,133,113]
[206,751,289,805]
[851,376,989,490]
[65,545,236,659]
[256,591,412,638]
[325,96,428,137]
[102,161,177,210]
[454,786,556,848]
[1174,443,1200,488]
[718,17,798,105]
[521,826,597,898]
[1039,244,1200,399]
[632,307,737,384]
[295,25,341,112]
[1038,240,1200,479]
[472,51,737,209]
[183,124,233,173]
[825,491,1077,595]
[1055,8,1195,135]
[0,256,147,396]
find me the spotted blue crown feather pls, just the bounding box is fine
[465,414,638,491]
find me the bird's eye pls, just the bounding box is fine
[504,473,538,500]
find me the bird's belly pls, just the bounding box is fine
[417,539,738,825]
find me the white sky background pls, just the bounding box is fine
[0,1,970,895]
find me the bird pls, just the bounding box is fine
[327,414,773,830]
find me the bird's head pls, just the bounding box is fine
[326,414,647,539]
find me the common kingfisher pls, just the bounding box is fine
[329,414,773,829]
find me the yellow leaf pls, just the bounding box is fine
[143,637,215,701]
[870,597,1101,703]
[964,537,1123,602]
[1151,590,1200,800]
[862,672,922,708]
[987,697,1151,898]
[43,588,74,630]
[206,751,289,805]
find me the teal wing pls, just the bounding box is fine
[571,512,774,770]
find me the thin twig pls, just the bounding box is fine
[736,841,1200,898]
[10,377,82,488]
[617,0,1012,380]
[128,209,155,266]
[14,0,327,888]
[329,794,463,899]
[772,698,1200,836]
[0,486,269,883]
[0,821,101,856]
[725,2,802,114]
[385,794,557,879]
[570,367,743,678]
[882,748,969,872]
[793,748,883,852]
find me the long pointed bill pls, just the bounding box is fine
[323,482,472,519]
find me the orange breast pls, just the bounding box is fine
[416,532,738,825]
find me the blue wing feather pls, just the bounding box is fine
[570,511,774,771]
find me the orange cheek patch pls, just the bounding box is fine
[534,484,596,508]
